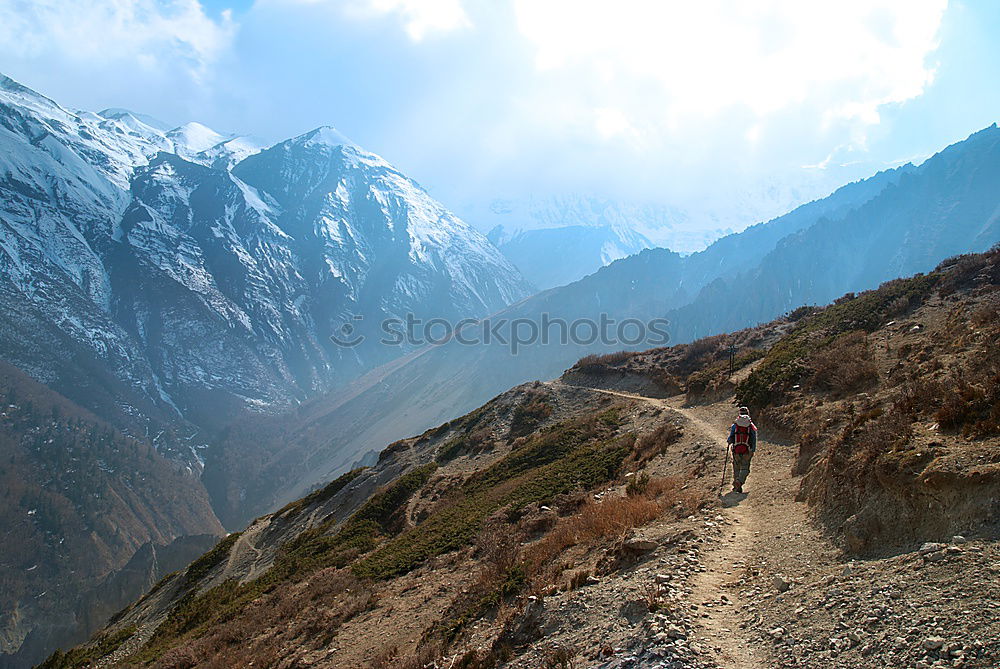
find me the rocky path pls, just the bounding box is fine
[669,396,842,669]
[586,388,840,669]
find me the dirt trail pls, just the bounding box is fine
[585,387,839,669]
[223,520,268,582]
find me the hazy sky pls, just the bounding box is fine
[1,0,998,223]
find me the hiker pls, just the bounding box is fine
[727,406,757,494]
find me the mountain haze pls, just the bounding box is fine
[0,73,529,666]
[235,127,998,518]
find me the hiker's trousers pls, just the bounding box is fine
[732,452,752,485]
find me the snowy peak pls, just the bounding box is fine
[493,222,655,289]
[98,107,174,132]
[233,122,531,309]
[297,125,356,149]
[0,71,72,122]
[196,135,267,169]
[166,121,228,155]
[0,72,58,105]
[274,126,387,169]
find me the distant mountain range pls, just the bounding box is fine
[0,73,529,666]
[1,69,998,667]
[488,222,655,290]
[237,125,999,523]
[468,175,857,289]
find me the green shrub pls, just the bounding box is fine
[277,467,367,517]
[38,626,136,669]
[130,463,437,663]
[183,532,241,586]
[354,417,631,580]
[737,273,941,407]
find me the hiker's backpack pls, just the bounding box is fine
[733,423,751,455]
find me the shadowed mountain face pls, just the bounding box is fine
[226,127,999,518]
[0,74,530,666]
[0,361,223,668]
[488,222,654,290]
[0,73,530,442]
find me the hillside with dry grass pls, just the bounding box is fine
[46,249,1000,669]
[565,248,1000,554]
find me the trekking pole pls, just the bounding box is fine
[719,444,730,496]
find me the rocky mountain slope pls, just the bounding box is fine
[0,362,222,668]
[0,73,530,666]
[52,248,1000,668]
[0,72,530,442]
[224,126,1000,513]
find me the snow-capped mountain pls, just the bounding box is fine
[0,72,532,666]
[468,195,729,287]
[464,175,857,287]
[0,72,531,449]
[466,194,765,255]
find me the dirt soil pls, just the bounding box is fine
[85,376,1000,669]
[522,384,999,669]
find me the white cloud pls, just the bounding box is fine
[0,0,234,80]
[348,0,471,41]
[512,0,947,151]
[593,107,636,142]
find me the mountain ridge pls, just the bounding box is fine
[0,73,531,667]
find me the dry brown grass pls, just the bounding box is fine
[149,567,377,669]
[971,303,998,327]
[807,331,879,395]
[630,421,683,465]
[567,569,591,590]
[522,476,702,589]
[473,520,522,591]
[574,351,633,372]
[542,645,579,669]
[370,644,400,668]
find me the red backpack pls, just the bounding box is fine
[733,424,752,454]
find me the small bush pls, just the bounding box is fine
[542,645,578,669]
[807,332,879,395]
[567,569,591,590]
[625,472,650,496]
[277,467,367,516]
[631,421,682,465]
[509,390,555,438]
[848,405,913,458]
[370,644,400,669]
[971,303,999,327]
[437,426,493,463]
[935,378,1000,437]
[641,579,661,612]
[574,351,633,373]
[788,305,818,321]
[475,520,522,587]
